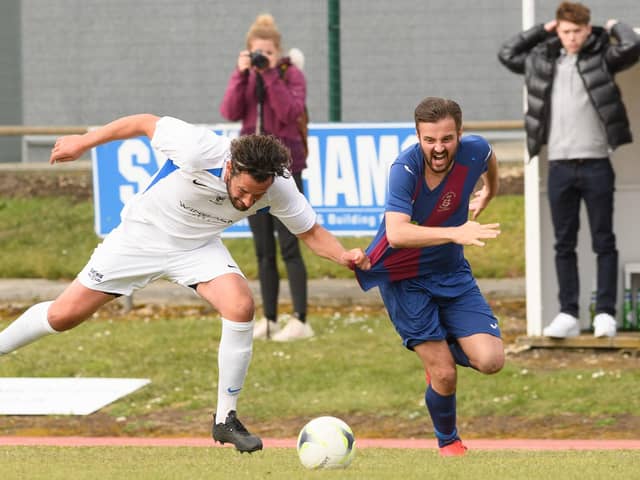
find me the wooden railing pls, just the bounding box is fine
[0,120,525,137]
[0,126,88,136]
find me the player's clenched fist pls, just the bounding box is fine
[50,135,87,164]
[342,249,371,271]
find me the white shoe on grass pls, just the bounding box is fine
[271,317,314,342]
[593,313,617,338]
[543,313,580,338]
[253,318,280,339]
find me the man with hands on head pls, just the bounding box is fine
[498,1,640,338]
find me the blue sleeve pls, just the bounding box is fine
[463,135,492,174]
[479,137,492,173]
[385,162,418,216]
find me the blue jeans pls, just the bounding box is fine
[547,158,618,317]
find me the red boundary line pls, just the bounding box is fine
[0,437,639,450]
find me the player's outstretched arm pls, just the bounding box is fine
[49,114,160,164]
[297,223,371,271]
[452,220,501,247]
[386,212,500,249]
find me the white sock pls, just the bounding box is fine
[215,318,254,422]
[0,301,57,355]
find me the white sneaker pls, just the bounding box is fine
[593,313,617,338]
[253,318,280,339]
[543,313,580,338]
[271,317,314,342]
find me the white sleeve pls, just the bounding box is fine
[150,116,231,171]
[268,176,317,235]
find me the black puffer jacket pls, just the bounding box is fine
[498,23,640,157]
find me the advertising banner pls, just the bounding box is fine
[92,122,418,237]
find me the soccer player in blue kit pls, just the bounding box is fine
[356,97,504,456]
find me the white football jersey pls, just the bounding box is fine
[120,116,316,248]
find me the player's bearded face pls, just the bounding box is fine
[417,117,461,174]
[225,166,273,211]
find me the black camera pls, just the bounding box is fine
[249,50,269,69]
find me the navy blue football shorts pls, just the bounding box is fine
[378,268,501,350]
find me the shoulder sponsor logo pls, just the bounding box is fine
[490,322,498,329]
[403,164,415,176]
[88,268,103,282]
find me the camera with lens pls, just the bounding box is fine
[249,50,269,69]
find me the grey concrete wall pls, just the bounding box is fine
[20,0,326,126]
[0,0,22,163]
[340,0,522,122]
[9,1,640,147]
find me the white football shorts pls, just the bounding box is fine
[78,221,244,296]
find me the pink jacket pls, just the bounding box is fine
[220,58,307,173]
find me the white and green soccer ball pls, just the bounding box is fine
[296,416,356,469]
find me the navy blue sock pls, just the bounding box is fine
[425,385,459,447]
[448,340,472,368]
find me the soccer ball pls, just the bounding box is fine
[296,416,356,469]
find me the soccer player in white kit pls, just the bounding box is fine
[0,114,371,453]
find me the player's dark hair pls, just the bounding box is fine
[414,97,463,131]
[556,2,590,25]
[230,134,292,182]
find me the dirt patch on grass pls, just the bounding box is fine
[0,169,93,202]
[2,299,639,440]
[3,408,640,441]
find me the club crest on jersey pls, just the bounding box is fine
[437,191,456,212]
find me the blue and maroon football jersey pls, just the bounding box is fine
[356,135,492,291]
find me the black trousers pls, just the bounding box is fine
[547,158,618,317]
[248,172,307,320]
